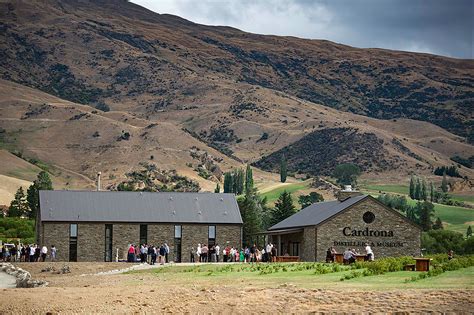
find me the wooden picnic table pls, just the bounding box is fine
[275,256,300,262]
[334,253,344,264]
[414,258,432,271]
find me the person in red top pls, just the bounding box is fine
[127,244,135,262]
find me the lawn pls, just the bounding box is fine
[260,180,311,205]
[128,263,474,291]
[362,183,473,234]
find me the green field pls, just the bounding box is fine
[129,263,474,290]
[260,181,311,205]
[361,184,473,234]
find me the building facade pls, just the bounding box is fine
[267,193,422,261]
[39,191,242,262]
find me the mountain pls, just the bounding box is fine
[0,0,472,197]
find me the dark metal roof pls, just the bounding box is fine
[39,190,242,224]
[268,194,368,230]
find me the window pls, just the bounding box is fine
[105,224,113,262]
[291,242,300,257]
[70,223,77,237]
[139,224,147,245]
[69,224,78,262]
[174,225,182,262]
[208,225,216,247]
[208,225,216,239]
[174,225,182,239]
[363,211,375,224]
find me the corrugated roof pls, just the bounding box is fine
[39,190,243,224]
[268,194,368,230]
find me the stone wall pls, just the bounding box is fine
[41,222,241,262]
[78,224,105,262]
[301,227,316,261]
[316,197,421,261]
[42,223,69,261]
[113,224,140,261]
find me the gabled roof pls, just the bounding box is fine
[268,194,368,231]
[39,190,242,224]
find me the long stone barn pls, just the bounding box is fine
[39,190,243,262]
[266,191,422,261]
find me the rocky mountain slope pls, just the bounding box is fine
[0,0,472,197]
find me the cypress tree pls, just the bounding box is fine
[409,175,415,199]
[270,191,295,226]
[441,172,448,193]
[214,183,220,193]
[245,164,254,194]
[280,154,287,183]
[418,201,434,231]
[432,217,443,230]
[8,187,29,217]
[237,189,262,246]
[27,171,53,220]
[467,226,472,238]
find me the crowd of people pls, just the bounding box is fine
[0,244,56,262]
[126,243,170,265]
[325,243,375,264]
[126,243,279,264]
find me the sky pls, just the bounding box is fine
[132,0,473,59]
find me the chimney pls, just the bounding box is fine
[97,172,101,191]
[336,185,362,201]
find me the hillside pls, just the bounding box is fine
[0,0,473,204]
[1,0,472,142]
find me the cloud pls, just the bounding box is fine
[132,0,473,59]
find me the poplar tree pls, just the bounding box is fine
[409,175,415,199]
[441,172,448,193]
[237,189,262,246]
[245,164,254,194]
[414,178,421,200]
[421,179,427,201]
[430,182,435,202]
[223,172,233,193]
[280,154,287,183]
[467,226,472,238]
[214,183,220,193]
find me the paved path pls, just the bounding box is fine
[0,271,16,288]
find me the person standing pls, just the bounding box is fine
[29,245,35,262]
[51,245,57,262]
[34,245,41,262]
[164,243,170,263]
[271,245,277,262]
[41,245,48,262]
[215,244,220,263]
[365,243,374,261]
[127,244,135,262]
[196,244,202,263]
[210,245,216,263]
[201,244,208,262]
[159,244,166,265]
[150,246,157,265]
[190,247,195,262]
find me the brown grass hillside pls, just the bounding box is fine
[0,0,472,204]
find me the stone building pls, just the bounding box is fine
[266,191,421,261]
[39,190,242,262]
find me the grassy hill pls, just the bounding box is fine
[361,183,473,234]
